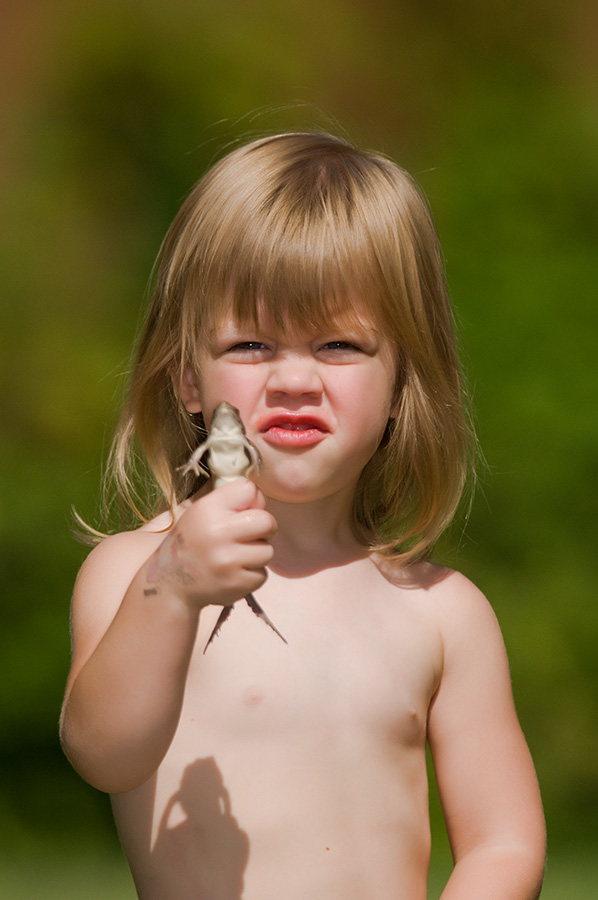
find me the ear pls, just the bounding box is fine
[178,366,203,413]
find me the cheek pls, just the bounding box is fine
[196,365,259,421]
[338,367,395,421]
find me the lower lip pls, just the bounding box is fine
[261,426,327,447]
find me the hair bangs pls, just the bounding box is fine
[233,229,389,338]
[95,131,476,564]
[191,148,395,338]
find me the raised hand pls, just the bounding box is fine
[182,401,287,651]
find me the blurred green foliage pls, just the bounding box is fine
[1,850,596,899]
[1,0,596,874]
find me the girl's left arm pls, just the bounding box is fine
[427,572,546,900]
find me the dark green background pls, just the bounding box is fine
[1,0,596,889]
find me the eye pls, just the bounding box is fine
[317,339,368,361]
[316,332,380,361]
[320,340,362,352]
[228,341,267,352]
[223,340,271,361]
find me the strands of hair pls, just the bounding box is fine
[88,131,476,564]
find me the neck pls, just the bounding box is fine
[265,491,368,577]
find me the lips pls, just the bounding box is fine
[257,414,329,447]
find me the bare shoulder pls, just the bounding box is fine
[416,568,510,693]
[68,514,175,667]
[372,554,501,640]
[424,567,502,634]
[372,553,452,592]
[74,513,173,601]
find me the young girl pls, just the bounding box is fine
[60,131,545,900]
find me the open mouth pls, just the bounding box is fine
[270,420,320,431]
[259,415,329,446]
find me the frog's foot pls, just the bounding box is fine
[245,593,288,645]
[203,605,233,653]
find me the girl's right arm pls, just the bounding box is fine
[59,478,275,794]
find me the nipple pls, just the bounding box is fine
[243,685,264,708]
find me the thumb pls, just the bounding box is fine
[216,477,265,511]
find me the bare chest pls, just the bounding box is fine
[114,567,442,900]
[181,569,443,754]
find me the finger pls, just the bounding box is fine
[242,567,269,594]
[214,478,264,511]
[240,541,275,569]
[234,508,277,542]
[216,562,269,598]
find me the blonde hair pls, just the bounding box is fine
[103,131,475,562]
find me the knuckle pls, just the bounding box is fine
[261,545,275,565]
[210,544,235,574]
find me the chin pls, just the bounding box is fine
[260,482,322,504]
[257,472,357,507]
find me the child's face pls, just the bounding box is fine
[182,308,398,506]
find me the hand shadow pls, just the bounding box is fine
[152,756,250,900]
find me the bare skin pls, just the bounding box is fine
[183,400,287,651]
[61,317,545,898]
[61,485,545,900]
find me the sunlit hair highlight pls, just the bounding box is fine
[102,131,476,563]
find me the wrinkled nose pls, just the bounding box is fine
[266,354,323,399]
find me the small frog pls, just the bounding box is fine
[183,402,287,652]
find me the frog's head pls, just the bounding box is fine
[210,401,245,436]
